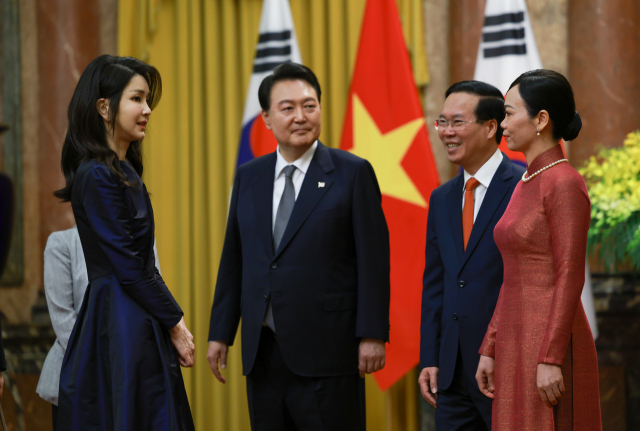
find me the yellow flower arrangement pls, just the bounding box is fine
[579,130,640,272]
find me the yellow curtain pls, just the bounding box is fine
[118,1,427,430]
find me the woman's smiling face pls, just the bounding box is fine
[113,74,152,144]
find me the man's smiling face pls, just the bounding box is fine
[438,92,497,173]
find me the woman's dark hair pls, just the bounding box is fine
[54,55,162,201]
[509,69,581,141]
[258,62,321,111]
[445,80,505,144]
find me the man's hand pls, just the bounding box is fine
[537,363,565,408]
[475,355,495,399]
[358,338,386,378]
[418,367,439,407]
[207,341,229,383]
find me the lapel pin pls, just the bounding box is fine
[318,182,325,188]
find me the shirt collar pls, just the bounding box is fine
[463,147,503,189]
[275,140,318,178]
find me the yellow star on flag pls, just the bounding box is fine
[348,94,427,208]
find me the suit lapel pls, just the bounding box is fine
[446,175,465,263]
[274,142,335,258]
[461,154,514,268]
[251,154,277,259]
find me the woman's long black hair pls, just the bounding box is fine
[54,55,162,201]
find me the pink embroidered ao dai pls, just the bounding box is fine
[480,146,602,430]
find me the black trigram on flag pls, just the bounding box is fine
[253,30,293,73]
[482,11,527,59]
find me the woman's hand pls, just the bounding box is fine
[537,363,564,408]
[169,317,195,367]
[475,355,496,399]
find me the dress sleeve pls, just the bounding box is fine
[537,172,591,365]
[479,285,505,358]
[80,164,183,330]
[44,232,77,351]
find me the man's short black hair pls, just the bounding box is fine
[258,62,322,111]
[445,81,505,144]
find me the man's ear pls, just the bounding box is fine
[96,98,110,122]
[486,119,498,140]
[536,110,550,134]
[261,109,272,130]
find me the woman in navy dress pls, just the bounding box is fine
[54,55,196,430]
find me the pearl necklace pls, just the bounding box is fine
[522,159,568,182]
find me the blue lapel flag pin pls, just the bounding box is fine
[318,182,325,188]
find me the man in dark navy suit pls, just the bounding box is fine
[419,81,526,431]
[207,63,390,431]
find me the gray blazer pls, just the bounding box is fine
[36,226,160,405]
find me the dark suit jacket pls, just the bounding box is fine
[420,153,525,390]
[209,142,390,377]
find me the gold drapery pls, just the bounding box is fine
[118,1,427,430]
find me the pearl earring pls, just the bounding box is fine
[536,128,540,136]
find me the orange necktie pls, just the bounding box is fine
[463,177,481,251]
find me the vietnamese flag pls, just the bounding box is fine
[340,0,439,390]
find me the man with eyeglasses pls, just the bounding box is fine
[419,81,526,430]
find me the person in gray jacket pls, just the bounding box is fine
[36,226,160,429]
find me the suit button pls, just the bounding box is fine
[271,263,277,269]
[453,313,458,321]
[458,280,466,288]
[262,295,268,302]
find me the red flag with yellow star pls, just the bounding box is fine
[340,0,439,390]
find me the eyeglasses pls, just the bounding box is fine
[434,119,485,131]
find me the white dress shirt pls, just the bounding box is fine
[272,141,318,230]
[462,148,503,222]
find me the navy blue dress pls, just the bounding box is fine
[57,159,195,431]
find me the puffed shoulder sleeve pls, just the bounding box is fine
[537,171,591,365]
[80,164,183,330]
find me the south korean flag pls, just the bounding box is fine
[473,0,542,95]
